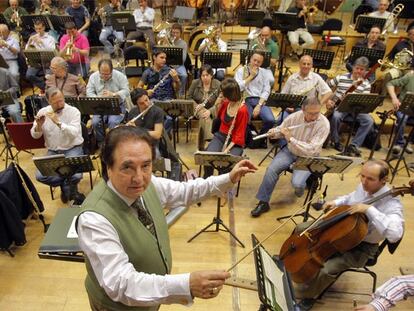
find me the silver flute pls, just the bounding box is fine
[253,121,318,140]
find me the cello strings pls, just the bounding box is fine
[226,191,323,272]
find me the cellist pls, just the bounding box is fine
[294,159,404,311]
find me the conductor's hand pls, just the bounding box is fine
[354,305,375,311]
[189,270,230,299]
[323,200,336,212]
[229,159,257,183]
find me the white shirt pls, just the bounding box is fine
[77,174,234,307]
[30,104,84,150]
[234,66,271,100]
[282,71,331,98]
[0,35,20,60]
[200,38,227,52]
[334,183,404,244]
[133,7,155,28]
[369,11,393,33]
[25,32,56,50]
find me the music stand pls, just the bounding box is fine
[48,15,74,35]
[354,15,386,34]
[252,234,297,311]
[187,151,245,247]
[21,15,51,32]
[0,91,18,168]
[336,93,384,152]
[153,46,183,66]
[348,46,385,68]
[111,11,136,38]
[272,12,301,92]
[239,10,266,28]
[33,154,95,202]
[201,52,232,70]
[173,6,196,22]
[23,50,57,68]
[277,156,353,223]
[386,92,414,183]
[65,96,121,139]
[258,93,306,166]
[302,49,335,71]
[0,54,9,69]
[239,49,272,68]
[153,99,194,148]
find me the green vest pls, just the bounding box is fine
[79,180,172,311]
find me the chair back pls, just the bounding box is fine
[6,122,45,151]
[322,19,343,32]
[366,236,403,267]
[123,46,149,61]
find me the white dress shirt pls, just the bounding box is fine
[0,35,20,60]
[25,32,56,50]
[234,66,271,101]
[77,174,234,307]
[133,7,155,28]
[282,71,331,98]
[30,104,84,150]
[369,11,393,33]
[334,183,404,244]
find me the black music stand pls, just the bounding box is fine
[354,16,386,34]
[23,50,56,68]
[48,15,74,34]
[201,52,232,74]
[33,154,95,203]
[188,151,245,247]
[239,10,266,49]
[251,234,298,311]
[21,14,51,32]
[0,54,9,69]
[387,93,414,183]
[348,46,385,69]
[65,96,121,139]
[153,99,194,149]
[111,12,136,38]
[277,156,353,223]
[154,46,183,66]
[0,91,19,167]
[272,12,301,92]
[302,49,335,73]
[258,93,306,166]
[336,93,384,152]
[239,49,272,69]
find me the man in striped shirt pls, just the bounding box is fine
[327,56,373,156]
[251,97,330,217]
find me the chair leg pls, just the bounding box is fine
[50,186,54,200]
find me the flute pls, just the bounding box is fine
[128,103,153,124]
[253,121,318,141]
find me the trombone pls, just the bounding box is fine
[381,3,404,36]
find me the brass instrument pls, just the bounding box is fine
[64,35,74,60]
[157,27,173,46]
[12,9,22,32]
[40,3,51,14]
[381,3,404,35]
[378,48,414,71]
[203,25,220,52]
[248,28,266,50]
[303,5,318,17]
[27,34,44,49]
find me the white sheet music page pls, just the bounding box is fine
[67,216,79,238]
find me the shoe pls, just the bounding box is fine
[406,146,413,154]
[297,298,315,311]
[294,187,305,198]
[333,142,343,152]
[72,191,86,205]
[346,144,361,157]
[60,191,69,204]
[251,201,270,217]
[392,145,402,155]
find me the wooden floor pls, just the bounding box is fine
[0,122,414,310]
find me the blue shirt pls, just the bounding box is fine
[141,66,175,100]
[65,5,90,30]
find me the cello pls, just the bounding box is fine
[279,181,414,284]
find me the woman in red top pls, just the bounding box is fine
[203,78,249,178]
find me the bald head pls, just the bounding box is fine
[9,0,18,8]
[0,24,10,38]
[299,55,313,76]
[378,0,389,12]
[260,26,272,44]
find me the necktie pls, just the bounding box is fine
[132,198,156,237]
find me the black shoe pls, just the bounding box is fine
[333,142,343,152]
[251,201,270,217]
[72,191,86,205]
[346,144,361,157]
[297,298,315,311]
[60,191,69,204]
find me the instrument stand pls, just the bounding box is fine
[354,15,387,34]
[258,93,305,166]
[271,12,301,92]
[188,151,246,247]
[336,93,384,154]
[277,156,353,223]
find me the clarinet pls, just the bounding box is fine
[186,89,219,124]
[150,68,172,94]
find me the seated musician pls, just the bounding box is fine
[381,24,414,95]
[59,21,90,79]
[281,54,331,122]
[198,26,227,81]
[327,56,373,156]
[0,24,20,83]
[287,0,315,56]
[126,88,164,143]
[30,87,85,204]
[35,0,59,15]
[86,59,130,145]
[369,0,394,33]
[386,70,414,155]
[294,159,404,310]
[3,0,28,32]
[345,25,385,75]
[203,78,249,178]
[251,97,329,217]
[251,26,279,86]
[99,0,124,56]
[65,0,91,36]
[25,20,56,93]
[127,0,156,49]
[0,67,23,123]
[46,56,86,97]
[168,24,188,97]
[137,50,180,101]
[187,64,221,149]
[234,51,276,136]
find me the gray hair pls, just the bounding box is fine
[353,56,370,69]
[302,97,321,109]
[46,87,63,100]
[51,56,68,70]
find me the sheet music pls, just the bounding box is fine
[260,248,289,311]
[67,216,79,238]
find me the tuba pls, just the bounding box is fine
[248,29,266,50]
[379,48,413,71]
[203,25,220,52]
[156,22,173,46]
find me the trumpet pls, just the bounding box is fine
[27,34,44,49]
[253,121,319,140]
[12,9,22,32]
[40,3,51,14]
[64,35,74,60]
[302,5,318,17]
[381,3,404,35]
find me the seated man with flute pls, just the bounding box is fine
[251,97,330,217]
